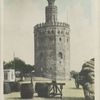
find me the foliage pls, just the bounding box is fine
[3,57,34,77]
[70,70,79,79]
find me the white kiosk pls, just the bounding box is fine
[4,69,15,82]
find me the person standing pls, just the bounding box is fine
[80,58,95,100]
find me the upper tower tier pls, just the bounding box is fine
[47,0,56,6]
[46,0,57,23]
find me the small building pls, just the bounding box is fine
[4,69,15,82]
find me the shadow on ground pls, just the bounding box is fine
[7,96,84,100]
[69,87,82,90]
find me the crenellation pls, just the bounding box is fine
[34,22,69,30]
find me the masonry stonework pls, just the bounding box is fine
[34,0,70,80]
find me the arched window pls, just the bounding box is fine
[52,30,54,34]
[58,52,63,59]
[59,37,61,41]
[50,67,52,70]
[67,38,69,42]
[58,30,60,34]
[48,30,50,34]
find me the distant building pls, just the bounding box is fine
[34,0,70,80]
[4,69,15,82]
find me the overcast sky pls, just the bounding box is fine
[3,0,95,71]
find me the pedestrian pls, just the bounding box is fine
[80,58,95,100]
[83,71,94,100]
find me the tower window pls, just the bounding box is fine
[52,30,54,34]
[59,38,61,41]
[58,52,63,59]
[48,30,50,34]
[58,31,60,34]
[67,38,69,42]
[50,67,52,70]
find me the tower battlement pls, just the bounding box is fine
[34,22,70,29]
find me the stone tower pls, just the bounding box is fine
[34,0,70,80]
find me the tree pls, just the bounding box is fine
[3,57,34,81]
[70,70,79,79]
[70,70,80,88]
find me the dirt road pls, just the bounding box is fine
[4,78,84,100]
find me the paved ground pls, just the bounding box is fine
[4,78,85,100]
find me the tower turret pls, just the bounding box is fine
[47,0,56,6]
[46,0,57,23]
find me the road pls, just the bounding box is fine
[4,78,84,100]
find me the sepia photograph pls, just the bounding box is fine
[1,0,99,100]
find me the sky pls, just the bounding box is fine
[3,0,95,71]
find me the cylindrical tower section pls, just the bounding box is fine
[45,0,57,23]
[55,23,70,80]
[34,0,70,80]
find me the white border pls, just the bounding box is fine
[0,0,4,99]
[95,0,100,100]
[0,0,100,100]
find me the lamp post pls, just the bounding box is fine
[31,70,35,84]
